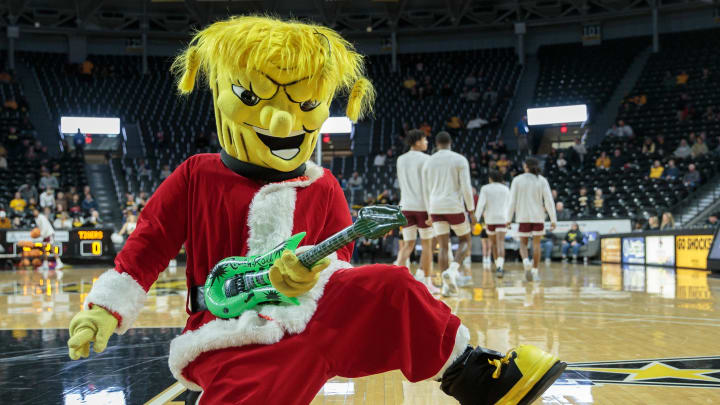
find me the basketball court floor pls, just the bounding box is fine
[1,262,719,404]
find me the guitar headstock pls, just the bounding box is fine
[355,205,408,239]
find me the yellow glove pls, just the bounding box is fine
[268,250,330,297]
[67,305,118,360]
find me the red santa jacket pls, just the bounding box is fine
[84,153,354,390]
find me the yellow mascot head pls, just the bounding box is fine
[172,15,375,172]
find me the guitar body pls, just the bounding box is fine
[204,205,407,319]
[204,233,306,318]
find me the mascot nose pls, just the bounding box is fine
[260,105,293,138]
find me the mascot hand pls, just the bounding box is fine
[68,305,118,360]
[269,250,330,297]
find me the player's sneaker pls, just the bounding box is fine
[414,269,426,283]
[522,258,532,271]
[440,345,567,405]
[442,265,459,296]
[457,274,473,287]
[425,279,441,295]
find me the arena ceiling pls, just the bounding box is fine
[0,0,715,39]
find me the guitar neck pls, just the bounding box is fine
[297,221,373,268]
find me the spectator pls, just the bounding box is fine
[55,191,69,211]
[419,121,431,136]
[610,149,626,170]
[356,235,381,262]
[373,152,386,166]
[18,181,38,203]
[593,189,604,210]
[0,151,6,170]
[556,152,567,170]
[578,187,589,214]
[649,160,664,179]
[556,201,573,221]
[466,116,488,129]
[707,214,719,228]
[118,211,138,238]
[160,164,172,180]
[125,193,137,210]
[664,159,679,180]
[84,209,102,227]
[641,137,656,155]
[647,215,660,230]
[572,138,587,165]
[540,230,556,263]
[134,191,148,211]
[53,211,72,230]
[348,172,363,191]
[402,76,416,93]
[673,139,692,159]
[514,116,530,157]
[683,164,700,188]
[691,138,709,158]
[633,220,645,232]
[26,197,37,212]
[69,194,82,214]
[464,87,480,102]
[676,70,689,85]
[9,192,26,214]
[445,116,463,130]
[561,223,584,262]
[660,212,675,230]
[496,154,510,170]
[617,120,633,137]
[605,124,621,137]
[336,173,348,189]
[595,151,610,169]
[0,209,10,228]
[40,188,55,210]
[73,129,85,157]
[81,194,99,213]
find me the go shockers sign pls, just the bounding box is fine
[675,234,714,270]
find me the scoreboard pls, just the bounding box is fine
[1,228,116,261]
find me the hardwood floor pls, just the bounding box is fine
[1,262,718,404]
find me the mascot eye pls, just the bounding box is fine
[299,99,321,112]
[232,84,260,106]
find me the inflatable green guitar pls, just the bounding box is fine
[204,205,407,319]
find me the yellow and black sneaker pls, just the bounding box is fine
[440,345,566,405]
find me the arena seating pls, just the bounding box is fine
[533,38,647,113]
[545,30,720,221]
[336,48,521,204]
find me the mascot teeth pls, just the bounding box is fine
[271,148,301,160]
[252,126,305,137]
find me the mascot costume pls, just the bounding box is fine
[66,16,565,405]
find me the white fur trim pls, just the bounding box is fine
[432,324,471,381]
[246,161,324,255]
[170,252,349,391]
[84,269,147,335]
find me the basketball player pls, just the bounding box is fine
[32,208,63,271]
[422,132,474,296]
[506,158,556,281]
[396,129,438,293]
[475,170,510,278]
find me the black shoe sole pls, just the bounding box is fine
[517,361,567,405]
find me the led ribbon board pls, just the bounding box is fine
[527,105,588,126]
[61,116,121,135]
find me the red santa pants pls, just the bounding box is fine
[183,264,461,405]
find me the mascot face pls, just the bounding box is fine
[173,16,374,173]
[213,67,329,171]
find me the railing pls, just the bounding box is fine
[671,176,720,225]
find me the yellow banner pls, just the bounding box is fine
[601,238,621,263]
[675,235,714,270]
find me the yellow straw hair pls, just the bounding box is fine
[172,15,374,119]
